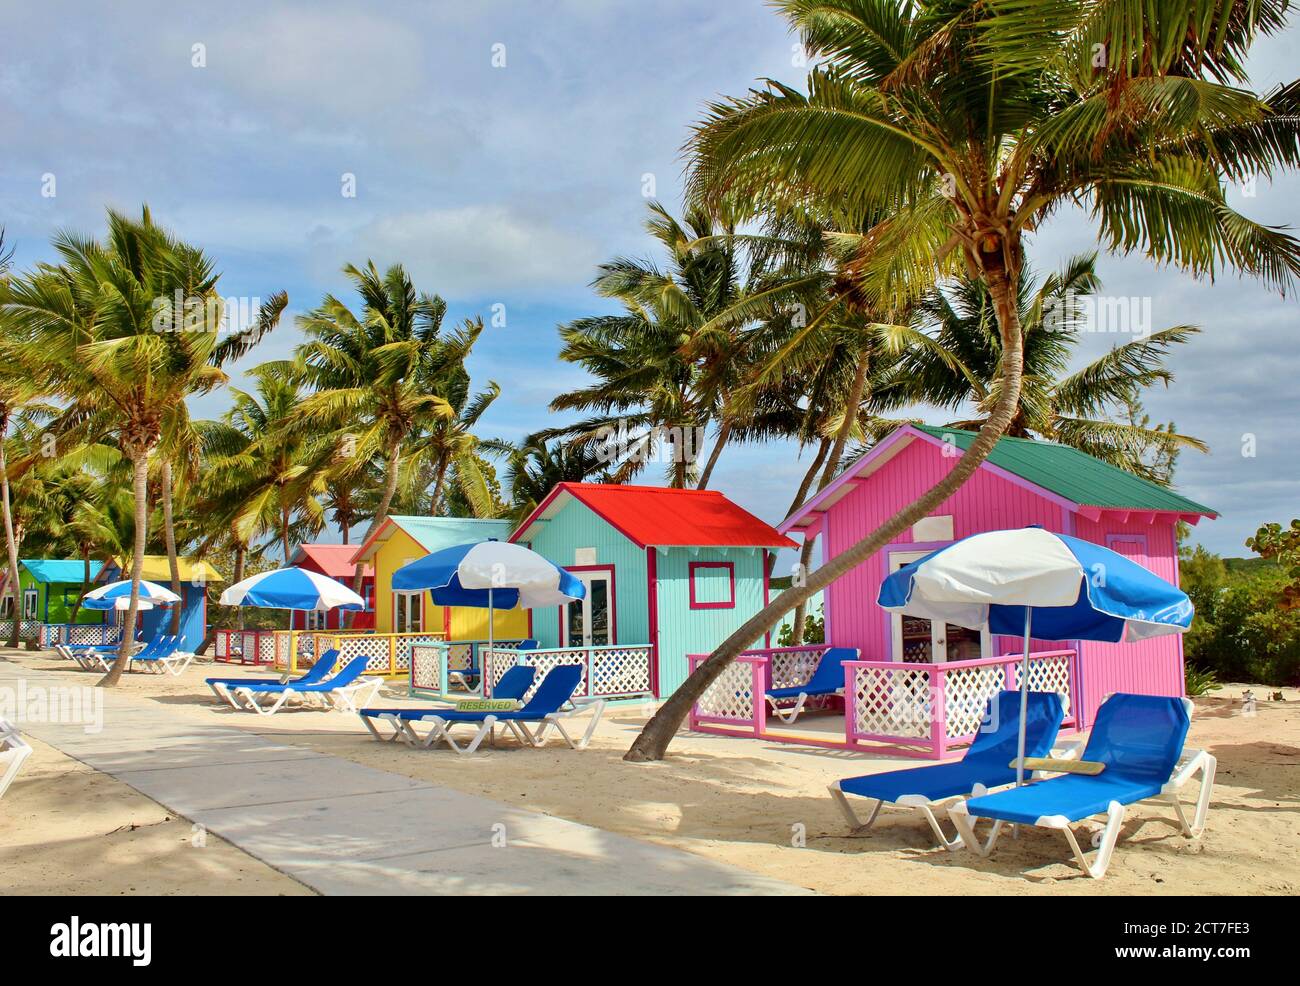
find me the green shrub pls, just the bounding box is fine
[1184,663,1219,697]
[777,603,824,647]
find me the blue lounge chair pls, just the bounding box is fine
[403,664,605,754]
[358,665,538,742]
[206,649,340,707]
[232,653,381,715]
[949,693,1216,878]
[766,647,857,724]
[829,690,1065,849]
[66,633,163,672]
[130,635,194,676]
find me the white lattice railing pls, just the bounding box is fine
[408,639,533,696]
[483,644,654,701]
[846,650,1078,757]
[285,631,448,677]
[213,629,279,665]
[686,645,1077,759]
[38,623,121,647]
[0,619,44,643]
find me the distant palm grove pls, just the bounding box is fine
[1,1,1298,712]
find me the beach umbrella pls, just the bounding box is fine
[878,527,1193,786]
[82,579,180,610]
[219,567,365,612]
[392,539,585,651]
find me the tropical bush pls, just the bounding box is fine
[1181,544,1300,686]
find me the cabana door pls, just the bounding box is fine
[888,550,989,663]
[563,569,612,647]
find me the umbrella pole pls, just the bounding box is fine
[486,587,494,696]
[1016,608,1033,788]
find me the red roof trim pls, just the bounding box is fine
[511,482,795,550]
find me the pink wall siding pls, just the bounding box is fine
[819,436,1185,725]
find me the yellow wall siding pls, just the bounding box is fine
[372,525,527,640]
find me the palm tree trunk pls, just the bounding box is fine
[69,547,90,625]
[0,414,22,649]
[430,458,450,515]
[626,266,1025,762]
[101,452,151,687]
[765,436,832,583]
[161,459,183,635]
[790,353,870,644]
[695,420,732,490]
[233,543,246,631]
[281,506,291,565]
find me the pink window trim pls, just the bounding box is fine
[689,561,735,609]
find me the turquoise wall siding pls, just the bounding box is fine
[653,546,767,694]
[521,498,648,650]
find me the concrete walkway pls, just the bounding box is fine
[2,659,808,895]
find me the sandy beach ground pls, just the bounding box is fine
[3,648,1297,895]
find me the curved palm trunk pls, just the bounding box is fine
[430,457,450,515]
[627,264,1025,761]
[791,353,869,643]
[69,547,91,625]
[695,419,732,490]
[101,453,151,686]
[766,436,832,582]
[0,416,22,649]
[232,543,246,631]
[161,460,183,635]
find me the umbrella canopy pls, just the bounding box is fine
[392,540,585,610]
[878,528,1193,643]
[878,527,1193,787]
[219,567,365,612]
[82,579,180,610]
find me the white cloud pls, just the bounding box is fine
[314,205,602,299]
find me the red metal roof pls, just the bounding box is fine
[511,483,796,550]
[291,544,374,580]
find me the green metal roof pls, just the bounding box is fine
[387,516,517,553]
[21,559,105,584]
[910,425,1217,516]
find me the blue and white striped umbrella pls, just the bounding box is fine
[879,527,1193,786]
[219,567,365,612]
[878,527,1193,642]
[82,579,180,610]
[392,540,585,609]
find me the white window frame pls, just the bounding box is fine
[22,588,38,620]
[394,592,424,633]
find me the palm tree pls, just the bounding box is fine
[627,0,1300,761]
[2,207,286,684]
[292,262,455,602]
[486,434,615,525]
[887,253,1207,480]
[0,229,37,647]
[402,316,502,516]
[553,203,783,487]
[200,369,329,566]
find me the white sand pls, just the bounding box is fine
[5,649,1297,895]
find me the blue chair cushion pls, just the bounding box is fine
[963,773,1166,825]
[836,691,1065,804]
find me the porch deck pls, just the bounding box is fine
[688,644,1080,760]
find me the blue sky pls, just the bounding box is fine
[2,0,1296,558]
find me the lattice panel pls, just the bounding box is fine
[521,651,589,700]
[1014,655,1073,716]
[446,642,474,672]
[393,634,440,673]
[851,665,931,739]
[335,635,390,672]
[942,663,1008,738]
[768,647,827,691]
[696,660,755,722]
[410,644,446,692]
[0,620,41,641]
[590,647,652,696]
[68,625,117,646]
